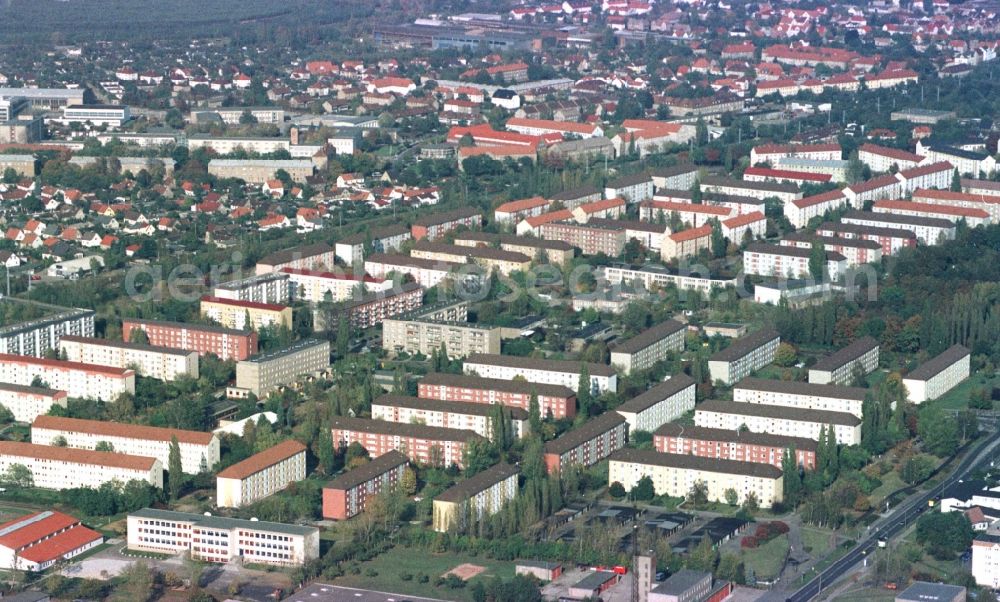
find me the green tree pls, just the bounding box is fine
[168,436,183,501]
[577,364,592,413]
[2,463,33,488]
[687,535,718,572]
[631,475,655,501]
[95,441,114,452]
[695,117,708,146]
[112,561,154,602]
[690,179,702,204]
[710,220,726,258]
[916,511,972,560]
[724,488,739,506]
[609,481,626,499]
[901,454,935,485]
[336,318,350,357]
[951,167,961,191]
[687,480,709,507]
[808,240,826,281]
[918,405,960,457]
[782,447,802,507]
[528,389,542,433]
[773,342,797,367]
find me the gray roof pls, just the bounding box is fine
[652,569,712,596]
[811,336,878,372]
[842,210,954,229]
[735,377,868,400]
[611,319,686,355]
[651,163,699,178]
[130,508,316,537]
[906,344,970,381]
[208,159,312,168]
[896,581,967,602]
[816,221,916,240]
[0,382,62,397]
[413,206,481,227]
[653,423,817,452]
[125,317,252,336]
[783,233,882,250]
[550,185,601,202]
[745,242,846,262]
[365,253,465,272]
[338,224,410,245]
[572,570,619,590]
[702,175,799,193]
[331,416,484,443]
[412,240,530,264]
[709,328,780,363]
[697,399,861,427]
[324,450,408,491]
[609,448,782,478]
[60,335,195,358]
[435,462,519,503]
[418,372,575,399]
[258,242,333,267]
[372,394,528,420]
[607,172,652,189]
[545,412,625,455]
[617,375,695,414]
[465,353,616,377]
[243,338,328,364]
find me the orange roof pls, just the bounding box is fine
[0,354,132,377]
[459,144,538,157]
[670,224,713,242]
[32,415,214,445]
[723,211,766,227]
[525,209,573,228]
[792,189,847,209]
[645,200,731,216]
[873,199,989,219]
[506,117,598,135]
[217,439,306,480]
[0,511,79,550]
[913,188,1000,204]
[200,295,288,312]
[578,197,626,214]
[0,441,157,471]
[496,196,548,214]
[18,524,102,563]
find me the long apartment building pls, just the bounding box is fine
[322,450,409,520]
[538,221,626,257]
[411,207,483,241]
[382,305,501,359]
[234,339,330,397]
[815,222,916,257]
[608,449,783,507]
[912,188,1000,224]
[615,375,696,434]
[31,415,220,474]
[330,416,483,469]
[372,394,529,440]
[808,336,879,385]
[742,243,847,280]
[700,176,802,203]
[417,372,577,419]
[364,254,466,289]
[787,190,850,229]
[872,199,990,228]
[903,344,971,404]
[58,336,199,381]
[411,240,532,276]
[216,439,307,508]
[780,234,882,267]
[433,462,519,532]
[0,308,95,358]
[283,268,393,303]
[654,423,817,470]
[694,399,862,445]
[335,224,412,266]
[610,319,686,375]
[841,210,956,246]
[600,264,737,298]
[0,354,134,401]
[199,296,293,331]
[255,242,336,275]
[734,377,868,418]
[121,319,257,362]
[544,412,627,473]
[0,383,67,422]
[707,329,780,386]
[333,282,425,330]
[127,508,319,566]
[213,272,291,305]
[464,353,617,395]
[453,232,575,265]
[0,441,163,489]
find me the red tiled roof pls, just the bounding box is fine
[279,268,382,283]
[645,200,732,216]
[913,188,1000,204]
[32,415,215,446]
[898,161,953,179]
[0,354,132,377]
[578,197,626,214]
[524,209,573,228]
[723,211,766,227]
[858,143,922,163]
[506,117,598,135]
[873,199,989,219]
[744,166,831,182]
[496,196,548,214]
[0,511,79,549]
[670,224,713,242]
[0,440,157,471]
[18,524,102,564]
[792,189,847,209]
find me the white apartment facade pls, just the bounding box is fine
[610,320,686,375]
[432,463,519,532]
[216,440,307,508]
[615,375,696,434]
[371,394,529,440]
[707,329,780,386]
[0,383,67,422]
[463,353,617,395]
[903,344,971,404]
[213,272,291,305]
[695,399,862,445]
[808,337,879,386]
[733,378,867,418]
[31,415,220,474]
[0,441,163,489]
[58,336,199,382]
[742,243,847,280]
[127,508,319,566]
[282,268,393,303]
[0,354,134,401]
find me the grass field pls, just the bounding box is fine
[868,471,906,506]
[800,526,835,558]
[333,547,516,601]
[743,534,790,580]
[934,374,999,410]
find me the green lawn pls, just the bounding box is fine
[333,547,516,601]
[868,470,906,507]
[831,589,896,602]
[800,526,835,558]
[934,374,999,411]
[743,534,790,580]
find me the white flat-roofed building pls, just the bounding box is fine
[599,264,737,297]
[707,329,780,386]
[216,439,307,508]
[808,336,879,385]
[433,462,519,532]
[127,508,319,566]
[464,353,617,394]
[610,320,686,375]
[615,375,696,434]
[235,339,330,397]
[207,159,313,184]
[383,317,501,360]
[58,336,199,382]
[733,377,867,418]
[0,308,95,358]
[213,272,291,305]
[194,107,285,125]
[841,210,955,245]
[608,448,783,507]
[0,383,67,422]
[0,87,85,108]
[372,394,529,440]
[58,104,131,127]
[0,441,163,489]
[364,253,465,288]
[743,243,848,280]
[189,136,290,154]
[282,268,392,303]
[31,415,219,474]
[334,224,411,265]
[695,399,862,445]
[903,344,971,404]
[0,354,133,401]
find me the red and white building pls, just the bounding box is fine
[722,211,766,242]
[872,199,990,228]
[654,423,817,470]
[505,117,603,139]
[418,372,576,419]
[543,412,627,473]
[322,450,408,520]
[815,221,916,256]
[911,189,1000,223]
[844,174,903,208]
[494,196,550,224]
[330,416,483,468]
[787,189,850,229]
[255,242,336,275]
[121,319,258,362]
[281,268,392,303]
[363,254,462,289]
[0,510,103,571]
[639,200,732,227]
[780,234,882,266]
[371,394,529,440]
[749,143,842,166]
[338,282,425,329]
[742,243,847,280]
[743,166,831,186]
[857,143,924,173]
[0,354,134,401]
[0,383,67,423]
[0,441,163,489]
[841,210,956,245]
[896,161,954,195]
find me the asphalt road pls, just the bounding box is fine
[785,429,1000,602]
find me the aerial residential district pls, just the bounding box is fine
[0,0,1000,601]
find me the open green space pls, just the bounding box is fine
[933,374,1000,411]
[800,526,836,558]
[867,470,906,507]
[743,534,790,580]
[333,546,516,601]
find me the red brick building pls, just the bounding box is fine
[543,412,627,474]
[417,372,577,419]
[121,318,257,362]
[330,416,483,469]
[322,450,408,520]
[653,423,817,470]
